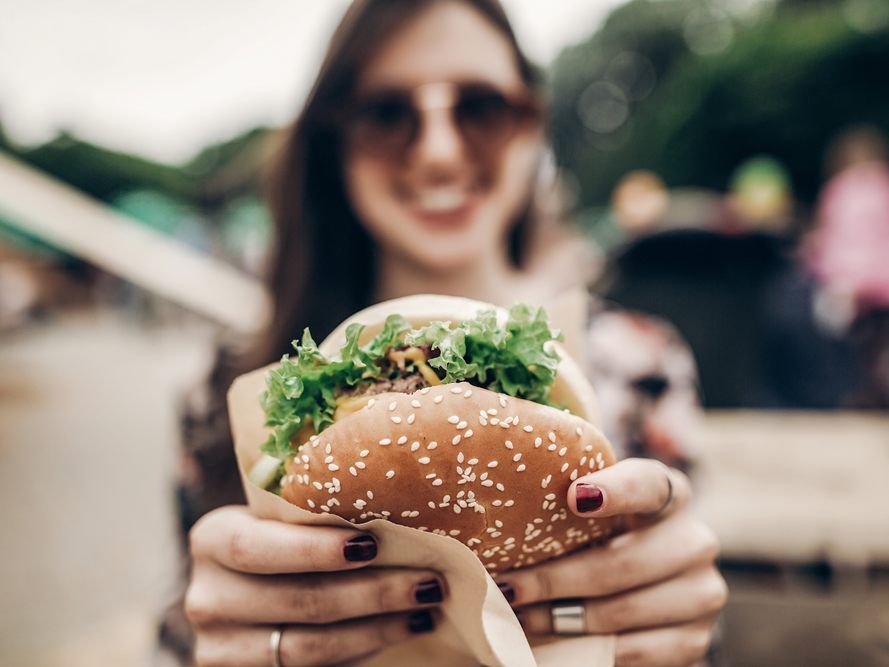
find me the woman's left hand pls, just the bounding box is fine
[495,458,727,667]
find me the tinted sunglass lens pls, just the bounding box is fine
[352,95,417,157]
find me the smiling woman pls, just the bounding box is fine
[170,2,725,665]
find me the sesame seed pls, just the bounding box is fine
[354,499,366,509]
[575,427,583,437]
[558,447,567,456]
[505,500,515,507]
[499,395,507,408]
[453,505,462,514]
[320,505,330,512]
[481,479,494,487]
[427,442,438,450]
[534,437,543,448]
[449,529,461,536]
[428,501,436,509]
[367,398,376,408]
[523,425,534,433]
[452,435,462,445]
[492,500,503,506]
[541,474,552,489]
[432,479,443,486]
[325,443,332,454]
[420,387,430,395]
[499,421,510,429]
[580,456,587,466]
[505,440,514,449]
[388,401,397,411]
[487,408,498,416]
[359,450,369,457]
[548,444,557,451]
[418,457,431,464]
[434,395,444,404]
[516,464,526,472]
[479,415,488,426]
[390,416,402,424]
[328,464,339,471]
[411,442,421,451]
[425,473,437,479]
[513,453,522,462]
[464,429,473,438]
[480,472,489,480]
[490,417,500,425]
[367,491,374,499]
[411,399,422,408]
[349,466,357,477]
[561,462,570,473]
[457,452,465,463]
[324,455,334,464]
[496,483,505,491]
[548,432,557,443]
[456,420,467,430]
[570,469,579,481]
[584,444,593,452]
[448,415,460,424]
[379,438,391,446]
[307,499,316,508]
[487,461,499,468]
[468,458,478,465]
[355,461,366,469]
[463,389,473,398]
[450,386,463,394]
[407,413,416,425]
[385,470,395,479]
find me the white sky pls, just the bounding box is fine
[0,0,626,163]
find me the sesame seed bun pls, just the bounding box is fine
[277,296,617,573]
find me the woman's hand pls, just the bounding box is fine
[495,459,727,667]
[186,505,445,666]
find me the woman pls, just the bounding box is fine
[176,1,726,665]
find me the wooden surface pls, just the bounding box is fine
[692,410,889,566]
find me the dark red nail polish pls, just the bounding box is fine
[343,535,377,562]
[408,610,435,634]
[414,579,444,604]
[575,484,604,513]
[497,581,516,604]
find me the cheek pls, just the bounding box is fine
[482,133,542,227]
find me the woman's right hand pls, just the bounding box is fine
[186,505,445,666]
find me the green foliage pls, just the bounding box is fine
[549,0,889,211]
[261,305,562,459]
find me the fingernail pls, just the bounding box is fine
[408,610,435,634]
[343,535,377,562]
[575,483,604,513]
[414,578,444,604]
[497,581,516,604]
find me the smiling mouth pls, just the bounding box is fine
[407,184,482,224]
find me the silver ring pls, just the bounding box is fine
[551,600,586,635]
[649,465,676,519]
[270,626,284,667]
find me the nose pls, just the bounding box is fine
[408,108,465,170]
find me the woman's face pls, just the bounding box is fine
[343,1,544,272]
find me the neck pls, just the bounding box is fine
[375,249,538,307]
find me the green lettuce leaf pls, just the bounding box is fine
[260,304,562,461]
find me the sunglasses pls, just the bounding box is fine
[340,81,542,161]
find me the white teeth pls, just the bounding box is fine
[416,187,468,212]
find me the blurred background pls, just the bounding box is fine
[1,0,888,665]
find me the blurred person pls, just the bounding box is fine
[805,126,889,407]
[167,2,726,665]
[611,169,670,237]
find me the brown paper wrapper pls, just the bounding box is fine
[227,289,615,666]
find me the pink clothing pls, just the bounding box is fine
[807,163,889,312]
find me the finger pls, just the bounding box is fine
[516,565,727,635]
[190,505,378,574]
[193,611,437,667]
[615,617,718,667]
[497,513,719,603]
[568,458,691,518]
[186,565,446,626]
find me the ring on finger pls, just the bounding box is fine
[644,463,676,519]
[270,626,284,667]
[551,600,586,635]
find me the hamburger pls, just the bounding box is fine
[251,295,617,573]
